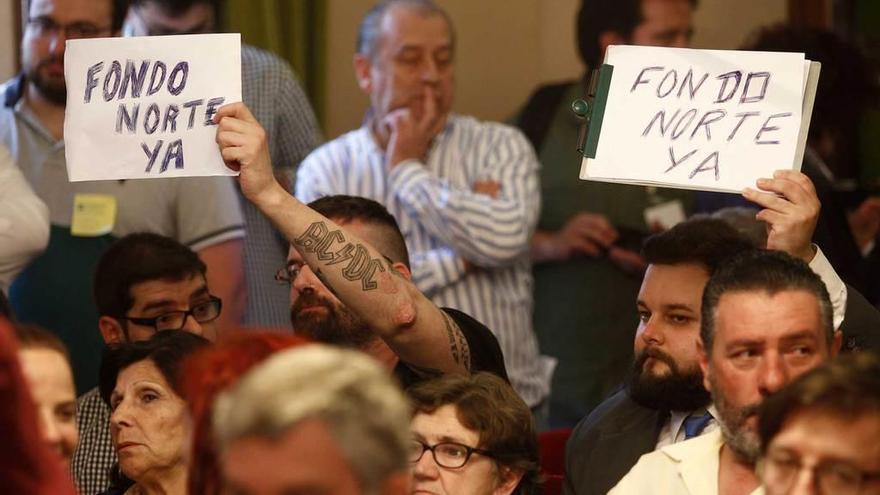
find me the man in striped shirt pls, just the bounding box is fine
[295,0,552,408]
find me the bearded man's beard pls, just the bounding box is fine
[626,346,711,412]
[290,292,374,349]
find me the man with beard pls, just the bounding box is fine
[276,194,509,387]
[0,0,244,394]
[610,250,841,494]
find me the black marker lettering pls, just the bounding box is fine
[677,68,709,100]
[714,70,742,103]
[657,69,678,98]
[755,112,792,145]
[727,111,760,141]
[143,103,161,134]
[183,99,204,129]
[642,109,681,138]
[118,60,149,99]
[671,108,698,140]
[160,139,184,172]
[102,61,122,102]
[665,146,698,173]
[167,61,189,96]
[115,103,139,134]
[690,109,727,141]
[84,62,103,103]
[162,104,180,132]
[142,140,163,172]
[146,61,167,96]
[204,97,225,126]
[689,151,720,180]
[631,66,664,92]
[740,72,771,103]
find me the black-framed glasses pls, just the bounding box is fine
[27,16,111,39]
[761,448,880,495]
[408,440,494,469]
[120,296,222,331]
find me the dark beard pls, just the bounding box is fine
[626,347,711,412]
[27,57,67,105]
[290,292,374,349]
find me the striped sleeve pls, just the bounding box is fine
[294,146,336,204]
[387,126,541,267]
[410,247,468,297]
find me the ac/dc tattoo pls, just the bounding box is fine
[294,221,387,291]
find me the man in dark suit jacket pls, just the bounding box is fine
[564,171,880,495]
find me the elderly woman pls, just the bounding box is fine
[15,324,78,472]
[98,330,209,495]
[407,373,540,495]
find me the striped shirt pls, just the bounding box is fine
[296,114,552,406]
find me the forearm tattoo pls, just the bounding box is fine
[442,312,471,371]
[294,221,387,291]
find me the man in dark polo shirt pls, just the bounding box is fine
[275,194,509,388]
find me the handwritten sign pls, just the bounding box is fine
[581,46,812,193]
[63,33,241,182]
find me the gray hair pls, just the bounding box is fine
[213,345,411,494]
[356,0,455,59]
[700,250,835,354]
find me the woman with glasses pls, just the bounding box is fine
[407,373,540,495]
[97,330,210,495]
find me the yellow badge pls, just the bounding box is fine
[71,194,117,237]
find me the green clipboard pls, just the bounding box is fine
[573,64,614,159]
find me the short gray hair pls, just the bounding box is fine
[213,345,411,494]
[356,0,455,59]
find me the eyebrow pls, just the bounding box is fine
[141,299,180,313]
[637,300,695,312]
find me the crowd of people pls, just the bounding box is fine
[1,0,879,494]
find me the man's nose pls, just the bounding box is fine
[758,354,789,396]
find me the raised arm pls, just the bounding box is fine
[215,103,469,376]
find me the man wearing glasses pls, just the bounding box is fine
[71,232,223,494]
[0,0,245,399]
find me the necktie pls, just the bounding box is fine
[683,413,713,440]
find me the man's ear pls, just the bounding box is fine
[391,261,412,281]
[831,330,843,357]
[98,316,126,345]
[353,53,373,93]
[697,338,711,392]
[492,467,525,495]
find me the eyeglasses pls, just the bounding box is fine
[761,448,880,495]
[120,297,222,331]
[408,440,494,469]
[274,264,302,286]
[27,16,111,40]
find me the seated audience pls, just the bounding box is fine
[180,331,309,495]
[74,233,224,494]
[408,373,540,495]
[756,352,880,495]
[294,0,550,410]
[215,103,509,388]
[0,318,76,495]
[15,323,78,472]
[610,250,841,494]
[0,144,49,292]
[565,171,880,495]
[98,330,210,495]
[212,344,412,495]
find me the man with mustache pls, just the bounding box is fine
[294,0,550,411]
[610,249,841,495]
[564,170,880,495]
[0,0,244,395]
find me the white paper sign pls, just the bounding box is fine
[63,33,241,182]
[581,46,808,193]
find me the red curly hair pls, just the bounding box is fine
[179,331,309,495]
